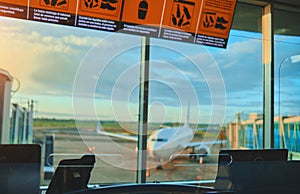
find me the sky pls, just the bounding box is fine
[0,16,300,126]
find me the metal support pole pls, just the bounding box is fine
[136,36,150,183]
[262,3,274,148]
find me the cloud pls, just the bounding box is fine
[290,55,300,64]
[214,38,262,92]
[0,18,105,97]
[4,17,296,122]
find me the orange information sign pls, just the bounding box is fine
[0,0,237,48]
[28,0,77,25]
[30,0,77,14]
[76,0,123,32]
[198,0,236,38]
[160,0,202,43]
[78,0,122,21]
[39,0,69,10]
[0,0,28,19]
[122,0,164,25]
[0,0,28,6]
[121,0,165,36]
[162,0,201,33]
[195,0,237,47]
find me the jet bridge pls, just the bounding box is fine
[0,68,12,144]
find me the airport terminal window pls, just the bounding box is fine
[0,17,142,184]
[144,29,263,182]
[0,2,264,187]
[274,9,300,159]
[2,0,300,192]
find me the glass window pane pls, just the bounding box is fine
[274,9,300,160]
[145,3,263,182]
[0,17,141,185]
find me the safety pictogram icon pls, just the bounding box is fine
[138,0,148,20]
[41,0,68,9]
[81,0,121,16]
[83,0,101,9]
[169,0,195,30]
[202,11,229,31]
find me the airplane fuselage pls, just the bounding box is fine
[147,126,194,162]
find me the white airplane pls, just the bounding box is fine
[95,109,226,163]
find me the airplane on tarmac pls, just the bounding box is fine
[95,110,226,163]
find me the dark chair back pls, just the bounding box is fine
[214,149,288,192]
[0,144,41,194]
[46,154,95,194]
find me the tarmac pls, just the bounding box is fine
[37,128,223,186]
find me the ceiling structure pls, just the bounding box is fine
[233,0,300,36]
[239,0,300,9]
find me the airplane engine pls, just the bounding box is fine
[194,144,210,163]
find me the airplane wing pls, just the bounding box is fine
[95,120,138,141]
[187,140,227,148]
[96,131,138,141]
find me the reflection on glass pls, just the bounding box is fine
[277,54,300,156]
[1,1,300,193]
[274,7,300,160]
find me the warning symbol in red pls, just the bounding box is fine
[169,0,195,30]
[40,0,69,9]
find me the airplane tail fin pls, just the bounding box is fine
[96,120,102,134]
[183,101,190,128]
